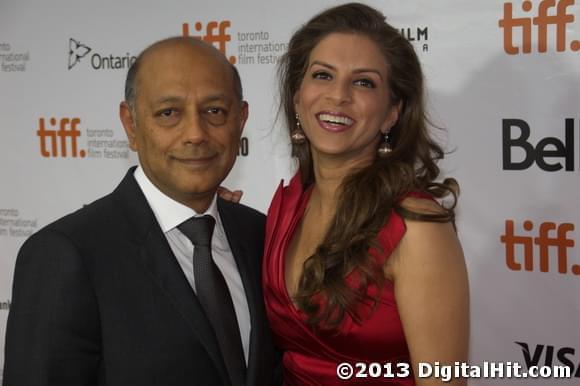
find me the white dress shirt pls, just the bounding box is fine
[134,166,251,363]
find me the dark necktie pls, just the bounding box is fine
[178,215,246,386]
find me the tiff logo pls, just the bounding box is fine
[500,219,578,275]
[182,21,236,64]
[37,118,86,158]
[499,0,579,54]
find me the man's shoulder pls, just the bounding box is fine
[35,191,120,242]
[218,199,266,243]
[218,198,265,222]
[15,190,126,269]
[39,168,141,240]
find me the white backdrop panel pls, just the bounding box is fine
[1,0,579,384]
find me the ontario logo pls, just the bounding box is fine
[68,38,92,69]
[67,38,136,70]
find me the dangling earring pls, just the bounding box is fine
[291,113,306,144]
[377,131,393,157]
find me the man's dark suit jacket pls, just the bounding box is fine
[4,168,278,386]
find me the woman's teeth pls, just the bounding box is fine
[318,113,353,126]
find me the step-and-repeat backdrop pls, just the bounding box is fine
[1,0,578,384]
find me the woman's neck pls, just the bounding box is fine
[309,150,375,218]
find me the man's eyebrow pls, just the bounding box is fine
[152,94,231,105]
[153,96,184,105]
[200,94,230,104]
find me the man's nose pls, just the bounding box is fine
[181,113,208,145]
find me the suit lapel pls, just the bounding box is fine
[114,168,229,385]
[138,230,229,379]
[218,199,265,386]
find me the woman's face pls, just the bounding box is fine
[294,32,399,166]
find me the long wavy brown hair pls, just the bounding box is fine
[278,3,459,328]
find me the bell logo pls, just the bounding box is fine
[37,117,86,158]
[502,118,577,171]
[498,0,579,54]
[500,219,577,275]
[182,21,236,64]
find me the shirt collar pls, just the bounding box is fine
[133,166,221,234]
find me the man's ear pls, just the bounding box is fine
[239,101,249,134]
[119,101,138,151]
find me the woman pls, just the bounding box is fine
[263,3,468,385]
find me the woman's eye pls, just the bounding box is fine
[354,79,375,88]
[312,71,332,80]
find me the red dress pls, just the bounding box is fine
[263,173,417,385]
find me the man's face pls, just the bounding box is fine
[121,42,247,210]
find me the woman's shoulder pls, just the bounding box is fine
[398,191,446,216]
[379,191,457,272]
[393,191,462,271]
[376,190,444,245]
[264,171,308,255]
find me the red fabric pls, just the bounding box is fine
[264,173,424,385]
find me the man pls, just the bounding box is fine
[4,37,278,386]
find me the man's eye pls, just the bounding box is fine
[312,71,332,80]
[205,107,228,125]
[354,78,375,88]
[158,108,177,117]
[207,107,225,115]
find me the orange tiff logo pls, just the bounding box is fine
[182,21,236,64]
[499,0,579,54]
[37,117,86,158]
[500,219,578,275]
